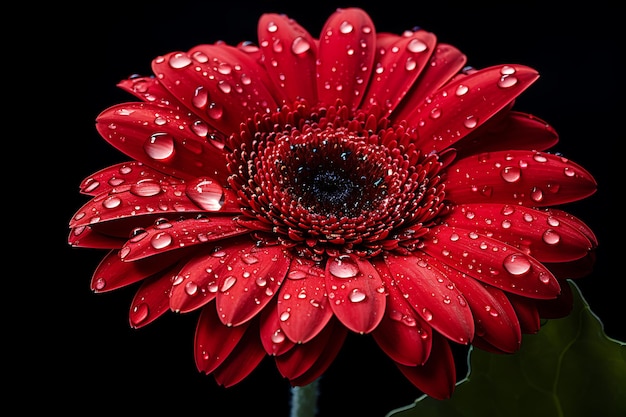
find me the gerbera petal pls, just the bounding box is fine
[194,303,249,374]
[289,319,348,387]
[117,75,180,107]
[408,65,539,154]
[421,225,561,299]
[152,47,278,135]
[95,102,231,181]
[120,216,249,262]
[362,29,436,115]
[395,332,456,400]
[444,203,595,262]
[275,318,339,380]
[77,161,179,197]
[384,253,474,344]
[430,254,522,352]
[444,150,597,206]
[277,258,333,343]
[215,242,291,326]
[212,321,266,387]
[129,264,179,328]
[68,225,124,249]
[90,249,186,293]
[506,293,541,334]
[325,255,386,334]
[455,111,560,157]
[259,301,296,356]
[316,7,376,111]
[257,13,318,105]
[169,241,249,314]
[69,181,240,231]
[392,42,467,122]
[371,258,432,366]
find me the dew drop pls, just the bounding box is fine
[130,181,162,197]
[151,232,173,249]
[144,133,175,160]
[328,256,359,278]
[168,53,192,69]
[192,86,209,109]
[542,229,561,245]
[503,253,531,276]
[455,84,469,96]
[348,289,366,303]
[501,166,521,183]
[463,115,478,129]
[271,329,285,344]
[130,303,149,326]
[280,311,290,321]
[498,74,518,88]
[287,270,307,280]
[421,307,433,321]
[94,277,106,291]
[207,102,224,120]
[339,21,354,34]
[221,276,237,292]
[407,38,427,53]
[291,36,311,55]
[186,178,225,211]
[185,281,199,296]
[530,187,544,202]
[103,196,121,209]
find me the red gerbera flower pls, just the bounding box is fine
[69,7,597,399]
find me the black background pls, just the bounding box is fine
[39,1,623,415]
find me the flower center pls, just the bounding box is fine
[226,101,446,259]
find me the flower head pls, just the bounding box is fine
[69,7,597,399]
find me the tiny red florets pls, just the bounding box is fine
[227,100,448,259]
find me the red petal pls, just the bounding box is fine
[194,303,249,374]
[212,321,266,387]
[421,225,561,299]
[259,301,296,356]
[257,13,318,105]
[506,293,541,333]
[289,319,347,386]
[444,203,595,262]
[120,217,248,262]
[384,253,474,344]
[392,42,467,122]
[274,318,337,380]
[215,242,291,326]
[96,103,231,181]
[395,332,456,400]
[129,265,179,328]
[316,8,376,110]
[68,225,124,249]
[168,242,240,314]
[362,30,436,115]
[455,111,560,158]
[444,150,597,207]
[371,258,432,366]
[90,249,185,293]
[277,258,333,343]
[77,161,179,197]
[431,255,522,352]
[152,48,278,135]
[117,75,180,107]
[408,65,540,154]
[325,255,386,334]
[69,181,239,230]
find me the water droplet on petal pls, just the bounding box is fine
[144,133,175,160]
[130,302,149,326]
[168,53,192,69]
[542,229,561,245]
[339,20,354,34]
[501,166,521,183]
[186,178,225,211]
[503,253,532,276]
[349,289,367,303]
[328,256,359,278]
[151,232,173,249]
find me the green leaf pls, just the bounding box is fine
[387,281,626,417]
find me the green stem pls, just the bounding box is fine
[290,379,319,417]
